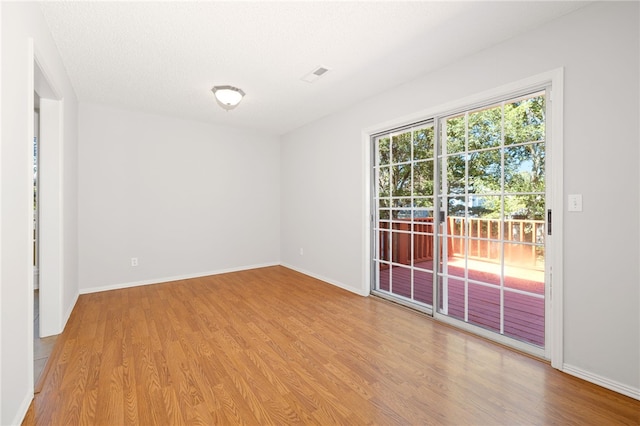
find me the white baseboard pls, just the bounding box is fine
[12,391,33,426]
[280,263,368,296]
[61,291,79,332]
[563,363,640,400]
[79,262,280,295]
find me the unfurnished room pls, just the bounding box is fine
[1,1,639,425]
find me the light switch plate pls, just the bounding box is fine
[568,194,582,212]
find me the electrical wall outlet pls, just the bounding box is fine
[131,257,138,267]
[299,248,304,255]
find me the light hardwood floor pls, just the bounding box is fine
[23,266,639,425]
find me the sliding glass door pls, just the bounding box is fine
[437,91,546,347]
[372,90,548,351]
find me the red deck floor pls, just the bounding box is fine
[377,258,544,347]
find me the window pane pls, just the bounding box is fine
[468,283,500,333]
[467,217,501,241]
[376,136,390,166]
[391,201,412,223]
[468,149,501,194]
[391,231,411,266]
[413,217,434,235]
[439,276,464,319]
[504,267,544,294]
[444,154,466,195]
[504,194,545,221]
[378,262,390,291]
[503,242,543,269]
[392,164,411,196]
[468,195,501,219]
[412,198,434,222]
[390,266,412,298]
[504,143,545,193]
[413,160,434,196]
[447,218,466,239]
[377,166,390,197]
[504,95,545,145]
[447,196,466,217]
[413,229,435,263]
[414,269,433,305]
[468,106,501,151]
[503,220,538,244]
[468,243,501,272]
[444,115,466,154]
[413,197,434,209]
[504,291,544,346]
[392,198,412,208]
[392,132,412,164]
[391,215,412,229]
[447,236,466,257]
[413,126,434,160]
[377,230,390,262]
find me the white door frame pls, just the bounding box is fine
[29,39,65,341]
[362,68,564,367]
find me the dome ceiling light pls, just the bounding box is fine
[211,85,245,111]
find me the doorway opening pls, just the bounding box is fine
[32,51,64,389]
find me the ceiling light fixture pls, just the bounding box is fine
[211,85,245,111]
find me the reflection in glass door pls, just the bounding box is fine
[372,122,436,312]
[437,91,546,347]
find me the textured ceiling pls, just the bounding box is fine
[40,1,588,135]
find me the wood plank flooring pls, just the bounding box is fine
[23,266,639,425]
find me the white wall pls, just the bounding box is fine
[281,2,639,396]
[78,103,280,292]
[0,2,79,424]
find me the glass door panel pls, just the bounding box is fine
[437,91,547,348]
[372,122,435,310]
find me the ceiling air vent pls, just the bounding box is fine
[301,66,330,83]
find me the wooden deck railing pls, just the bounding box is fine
[448,216,545,268]
[378,216,545,269]
[378,218,451,266]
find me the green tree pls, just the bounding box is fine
[375,94,545,222]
